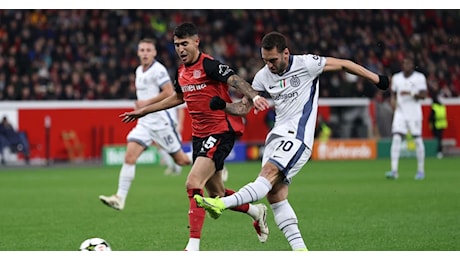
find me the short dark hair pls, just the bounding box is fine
[261,32,287,53]
[173,22,199,38]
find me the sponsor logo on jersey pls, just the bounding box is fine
[272,91,299,101]
[181,83,207,92]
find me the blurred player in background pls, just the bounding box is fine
[385,56,427,180]
[99,38,193,210]
[0,116,31,165]
[119,23,271,251]
[429,95,448,159]
[194,31,390,251]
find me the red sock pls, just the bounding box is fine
[187,188,205,239]
[225,188,249,213]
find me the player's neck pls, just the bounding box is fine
[403,70,413,78]
[142,60,155,72]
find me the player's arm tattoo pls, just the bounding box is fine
[227,74,258,100]
[224,97,253,116]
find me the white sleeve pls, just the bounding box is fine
[304,54,325,77]
[252,70,266,92]
[419,74,428,91]
[156,65,172,88]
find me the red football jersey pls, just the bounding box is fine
[175,53,244,138]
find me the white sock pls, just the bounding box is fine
[271,200,307,251]
[221,176,272,208]
[185,238,200,251]
[391,134,402,172]
[246,204,261,220]
[415,137,425,173]
[116,163,135,203]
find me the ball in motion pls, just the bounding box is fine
[79,237,112,251]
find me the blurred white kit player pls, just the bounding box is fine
[386,56,427,180]
[131,64,187,176]
[99,39,192,211]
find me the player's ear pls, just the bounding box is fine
[194,36,200,46]
[283,48,289,56]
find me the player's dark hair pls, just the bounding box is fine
[174,22,199,38]
[261,32,287,53]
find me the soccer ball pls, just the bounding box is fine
[79,237,112,251]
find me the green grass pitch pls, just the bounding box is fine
[0,157,459,251]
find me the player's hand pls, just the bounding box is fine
[209,96,227,110]
[375,75,389,90]
[119,110,145,123]
[251,95,270,112]
[411,88,417,96]
[399,90,412,96]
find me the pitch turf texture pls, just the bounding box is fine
[0,157,459,251]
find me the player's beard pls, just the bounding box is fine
[275,60,288,74]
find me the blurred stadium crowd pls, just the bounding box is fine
[0,9,459,101]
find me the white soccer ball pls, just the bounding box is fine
[79,237,112,251]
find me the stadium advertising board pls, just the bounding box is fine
[1,99,458,163]
[102,145,161,166]
[312,139,377,160]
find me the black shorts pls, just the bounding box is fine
[192,132,236,171]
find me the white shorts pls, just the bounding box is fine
[127,123,183,154]
[391,112,422,136]
[262,134,311,185]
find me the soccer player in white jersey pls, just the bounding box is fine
[99,38,193,210]
[385,56,428,180]
[194,31,389,251]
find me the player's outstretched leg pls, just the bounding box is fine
[193,195,225,219]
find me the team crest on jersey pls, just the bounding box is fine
[193,70,201,78]
[290,75,301,88]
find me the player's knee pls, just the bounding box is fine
[124,154,137,164]
[266,190,287,205]
[260,162,281,180]
[175,157,191,166]
[171,152,192,166]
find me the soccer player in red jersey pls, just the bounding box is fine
[120,22,270,251]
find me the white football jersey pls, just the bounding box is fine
[135,60,177,130]
[252,54,326,150]
[391,70,427,120]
